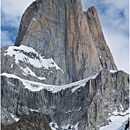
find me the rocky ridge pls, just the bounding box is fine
[1,70,129,129]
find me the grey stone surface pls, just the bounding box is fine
[1,70,129,129]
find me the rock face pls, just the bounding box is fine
[2,0,117,86]
[1,0,129,130]
[1,70,129,129]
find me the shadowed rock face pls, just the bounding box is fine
[1,114,52,130]
[10,0,117,85]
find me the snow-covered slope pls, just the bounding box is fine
[2,45,66,85]
[100,109,129,130]
[4,45,63,71]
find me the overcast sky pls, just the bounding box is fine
[1,0,129,73]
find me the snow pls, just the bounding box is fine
[37,77,46,80]
[110,70,118,73]
[20,66,36,77]
[74,123,79,130]
[75,107,81,111]
[49,122,79,130]
[1,72,99,93]
[65,110,72,113]
[19,66,46,80]
[61,123,79,130]
[100,109,129,130]
[11,64,13,68]
[33,18,36,21]
[4,45,64,73]
[117,119,129,130]
[10,114,19,122]
[30,109,38,112]
[62,125,71,129]
[71,74,98,93]
[50,122,59,130]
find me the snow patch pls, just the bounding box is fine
[19,66,46,80]
[11,64,13,68]
[50,122,59,130]
[100,109,129,130]
[74,123,79,130]
[65,110,72,113]
[10,114,19,122]
[61,123,79,130]
[33,18,37,21]
[4,45,63,73]
[30,109,38,112]
[110,70,118,73]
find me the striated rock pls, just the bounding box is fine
[4,0,117,85]
[84,6,117,70]
[1,45,66,85]
[1,70,129,129]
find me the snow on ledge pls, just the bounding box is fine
[1,72,99,93]
[110,70,118,73]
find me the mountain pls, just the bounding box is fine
[2,0,117,85]
[1,0,129,130]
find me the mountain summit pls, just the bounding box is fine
[11,0,117,85]
[1,0,129,130]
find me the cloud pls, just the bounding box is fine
[1,31,14,46]
[1,0,36,28]
[81,0,129,73]
[103,27,129,73]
